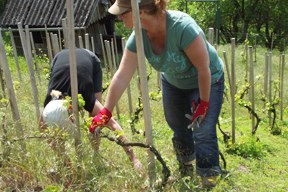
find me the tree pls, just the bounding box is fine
[170,0,288,50]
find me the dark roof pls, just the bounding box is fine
[0,0,111,28]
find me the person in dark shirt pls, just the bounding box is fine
[39,48,143,172]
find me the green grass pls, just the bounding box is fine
[0,44,288,191]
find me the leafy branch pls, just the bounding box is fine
[128,96,143,134]
[101,132,171,188]
[260,80,281,135]
[235,82,261,135]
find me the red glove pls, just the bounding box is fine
[89,108,112,133]
[186,99,209,129]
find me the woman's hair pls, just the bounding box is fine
[140,0,168,15]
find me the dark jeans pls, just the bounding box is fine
[161,74,224,177]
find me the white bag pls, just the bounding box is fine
[43,100,71,129]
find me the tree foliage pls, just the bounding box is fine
[168,0,288,50]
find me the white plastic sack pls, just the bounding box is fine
[42,100,71,129]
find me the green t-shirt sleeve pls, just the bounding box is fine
[126,31,137,53]
[176,16,204,50]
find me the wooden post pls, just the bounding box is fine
[45,25,53,61]
[50,33,60,56]
[58,27,62,51]
[18,24,40,120]
[245,43,248,80]
[131,0,155,182]
[78,36,84,48]
[61,19,69,49]
[66,0,82,160]
[29,32,42,84]
[0,60,5,97]
[0,29,26,153]
[9,28,22,81]
[25,25,40,119]
[91,36,95,53]
[280,54,285,120]
[231,38,236,144]
[104,40,114,78]
[278,55,282,99]
[222,51,232,91]
[254,35,257,62]
[249,46,255,129]
[110,39,118,72]
[113,32,119,66]
[54,34,60,54]
[264,53,269,97]
[100,34,109,79]
[85,33,90,50]
[268,52,272,125]
[208,27,214,45]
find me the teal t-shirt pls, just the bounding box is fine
[126,10,223,89]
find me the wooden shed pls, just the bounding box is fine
[0,0,117,56]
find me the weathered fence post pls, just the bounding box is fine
[45,25,53,62]
[58,27,63,51]
[280,54,285,120]
[254,34,258,62]
[113,32,119,66]
[29,31,41,84]
[104,40,114,78]
[0,29,26,154]
[131,0,156,183]
[9,27,22,81]
[100,34,109,79]
[85,33,90,50]
[61,19,69,49]
[66,0,82,161]
[244,40,248,80]
[45,25,53,61]
[78,36,84,48]
[50,33,60,56]
[268,52,272,125]
[17,23,40,120]
[249,46,255,130]
[208,27,214,45]
[0,59,5,97]
[91,36,95,53]
[24,25,40,120]
[264,53,269,97]
[222,51,232,90]
[231,38,236,144]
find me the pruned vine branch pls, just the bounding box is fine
[101,133,171,188]
[260,94,279,134]
[129,96,143,134]
[243,104,261,135]
[236,84,261,135]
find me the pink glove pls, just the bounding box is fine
[191,99,209,123]
[89,108,112,133]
